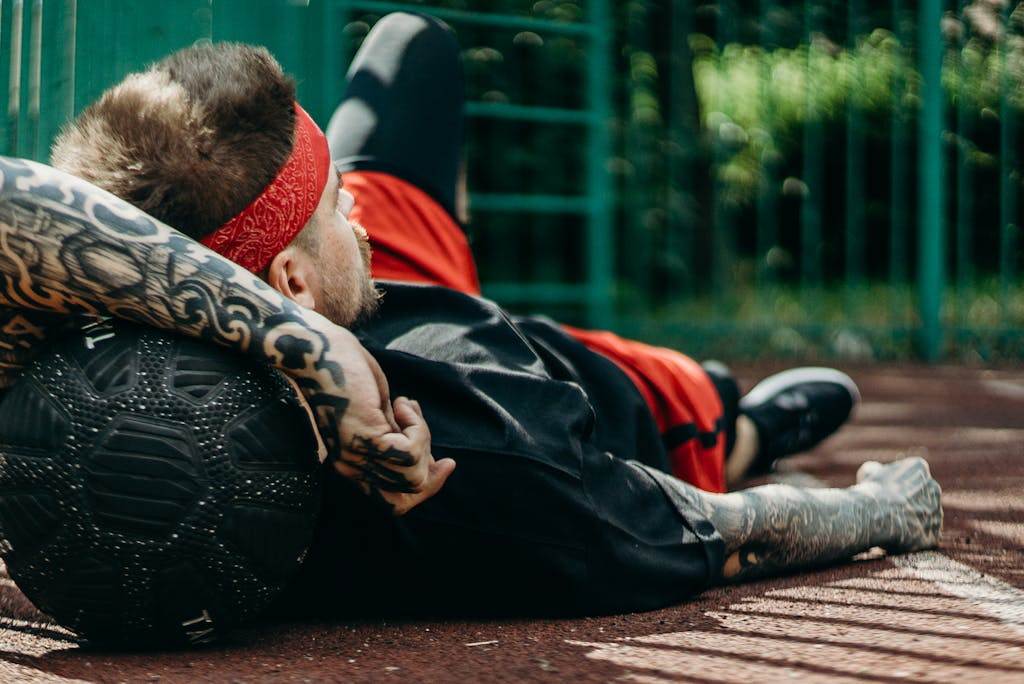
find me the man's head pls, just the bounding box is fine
[51,42,378,326]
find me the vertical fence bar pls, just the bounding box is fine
[194,0,212,41]
[999,3,1017,325]
[63,0,75,117]
[0,0,5,157]
[70,0,96,114]
[845,0,865,301]
[622,0,655,307]
[7,0,22,156]
[14,0,24,157]
[624,0,648,307]
[711,0,735,313]
[801,1,823,289]
[586,0,612,329]
[756,0,776,306]
[509,0,530,292]
[334,1,351,66]
[917,0,945,361]
[955,0,973,333]
[531,0,556,288]
[890,0,909,345]
[108,0,125,103]
[319,0,343,128]
[36,0,68,162]
[666,0,694,299]
[25,0,37,159]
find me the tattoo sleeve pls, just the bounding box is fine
[702,485,887,582]
[0,156,394,492]
[640,460,941,584]
[0,308,82,390]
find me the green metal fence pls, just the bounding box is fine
[1,0,1020,361]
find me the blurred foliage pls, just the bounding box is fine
[697,5,1024,207]
[624,273,1024,362]
[338,0,1023,360]
[695,29,915,205]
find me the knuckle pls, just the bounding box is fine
[333,460,358,477]
[408,469,429,491]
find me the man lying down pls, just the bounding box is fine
[0,14,941,617]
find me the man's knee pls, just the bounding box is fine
[352,12,460,73]
[329,10,465,220]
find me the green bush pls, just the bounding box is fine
[694,23,1024,207]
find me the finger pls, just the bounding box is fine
[406,458,456,510]
[431,457,456,483]
[409,399,425,421]
[392,397,416,427]
[394,397,430,443]
[394,397,425,423]
[382,399,398,432]
[365,351,399,431]
[857,460,883,483]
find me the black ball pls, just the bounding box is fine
[0,321,322,647]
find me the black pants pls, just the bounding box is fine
[327,12,464,220]
[269,12,758,621]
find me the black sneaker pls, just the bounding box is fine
[739,367,860,474]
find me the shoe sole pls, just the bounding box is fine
[739,367,862,413]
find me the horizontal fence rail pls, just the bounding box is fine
[0,0,1019,361]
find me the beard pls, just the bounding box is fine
[318,220,380,328]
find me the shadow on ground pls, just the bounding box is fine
[1,364,1022,683]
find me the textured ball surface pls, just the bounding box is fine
[0,321,322,647]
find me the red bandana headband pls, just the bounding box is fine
[201,103,332,273]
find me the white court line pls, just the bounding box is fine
[893,551,1024,637]
[881,372,1024,635]
[968,519,1024,546]
[771,474,1024,638]
[0,662,90,684]
[982,379,1024,402]
[568,552,1024,681]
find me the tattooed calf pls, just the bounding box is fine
[638,456,941,583]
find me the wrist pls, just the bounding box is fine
[851,483,896,549]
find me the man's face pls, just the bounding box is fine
[304,170,379,327]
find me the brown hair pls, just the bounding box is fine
[51,42,297,240]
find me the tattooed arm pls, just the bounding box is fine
[0,156,453,514]
[0,308,81,389]
[653,456,942,583]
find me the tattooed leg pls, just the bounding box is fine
[643,456,942,583]
[0,156,447,513]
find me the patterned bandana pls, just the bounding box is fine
[200,103,332,273]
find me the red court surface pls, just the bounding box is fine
[0,364,1022,683]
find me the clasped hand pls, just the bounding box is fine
[302,325,455,516]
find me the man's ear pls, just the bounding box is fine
[266,247,318,310]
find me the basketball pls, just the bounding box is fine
[0,320,322,647]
